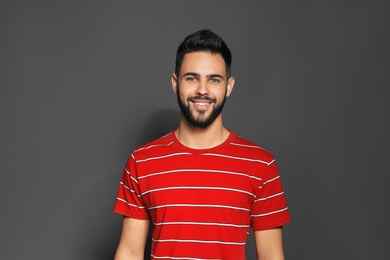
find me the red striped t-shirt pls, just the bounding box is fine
[114,130,290,259]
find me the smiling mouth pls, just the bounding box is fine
[193,101,211,106]
[190,100,213,111]
[188,96,216,103]
[188,96,216,110]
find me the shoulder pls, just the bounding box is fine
[132,131,175,159]
[228,132,275,164]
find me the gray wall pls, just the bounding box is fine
[1,1,389,259]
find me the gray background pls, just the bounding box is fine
[0,1,389,259]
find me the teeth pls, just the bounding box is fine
[195,102,208,106]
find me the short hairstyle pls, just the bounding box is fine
[175,29,232,78]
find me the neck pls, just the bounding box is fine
[175,114,230,149]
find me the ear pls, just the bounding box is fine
[226,76,235,97]
[171,73,178,94]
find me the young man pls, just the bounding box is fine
[114,29,290,260]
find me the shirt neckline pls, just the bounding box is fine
[170,129,234,154]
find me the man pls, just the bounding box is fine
[114,29,290,260]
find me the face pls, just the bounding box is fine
[172,52,235,128]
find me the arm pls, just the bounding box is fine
[254,227,285,260]
[114,217,150,260]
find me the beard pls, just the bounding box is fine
[177,85,227,129]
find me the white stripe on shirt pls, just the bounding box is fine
[119,182,133,191]
[254,191,284,202]
[139,169,262,181]
[201,153,272,165]
[152,254,223,260]
[116,197,145,209]
[134,141,173,152]
[263,175,280,185]
[153,221,250,228]
[251,207,288,217]
[230,142,268,151]
[136,152,192,163]
[152,238,246,245]
[124,168,139,183]
[141,186,255,197]
[148,203,250,212]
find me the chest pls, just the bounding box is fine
[136,155,260,211]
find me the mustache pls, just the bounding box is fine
[187,96,216,103]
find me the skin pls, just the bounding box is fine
[114,217,149,260]
[114,51,285,259]
[255,227,285,260]
[171,51,235,149]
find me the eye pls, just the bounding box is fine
[210,78,220,83]
[186,77,197,82]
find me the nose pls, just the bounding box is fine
[195,78,209,96]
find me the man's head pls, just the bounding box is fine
[175,29,232,79]
[172,29,235,129]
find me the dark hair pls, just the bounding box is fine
[175,29,232,78]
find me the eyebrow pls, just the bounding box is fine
[182,72,224,78]
[207,74,224,79]
[183,72,201,77]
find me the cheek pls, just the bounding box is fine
[178,91,189,104]
[178,87,193,99]
[212,89,227,99]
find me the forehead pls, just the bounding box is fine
[180,52,227,77]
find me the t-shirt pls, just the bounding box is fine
[114,130,290,259]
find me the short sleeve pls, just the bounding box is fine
[251,159,290,230]
[113,154,150,220]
